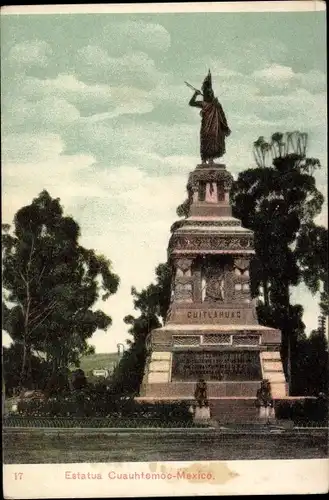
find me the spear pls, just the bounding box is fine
[184,81,203,95]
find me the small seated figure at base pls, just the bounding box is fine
[256,379,275,425]
[194,377,211,422]
[194,377,208,408]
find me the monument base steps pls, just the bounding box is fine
[208,398,260,423]
[141,381,265,398]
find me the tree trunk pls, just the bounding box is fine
[263,279,269,308]
[20,342,27,390]
[19,341,32,390]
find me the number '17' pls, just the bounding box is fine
[14,473,23,480]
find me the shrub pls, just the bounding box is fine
[275,397,328,423]
[70,369,88,391]
[14,392,193,422]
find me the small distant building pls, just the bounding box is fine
[92,369,109,378]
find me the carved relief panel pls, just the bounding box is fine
[203,266,225,302]
[202,256,235,304]
[200,256,253,305]
[173,258,194,303]
[174,281,193,302]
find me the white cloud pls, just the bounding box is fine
[253,64,295,81]
[8,40,52,69]
[23,73,111,97]
[80,93,153,121]
[100,20,171,55]
[21,74,153,119]
[76,47,164,89]
[3,95,80,135]
[2,133,64,163]
[252,65,326,95]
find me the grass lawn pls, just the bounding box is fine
[71,352,120,373]
[3,428,328,464]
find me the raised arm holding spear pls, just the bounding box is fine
[185,81,203,95]
[186,70,231,164]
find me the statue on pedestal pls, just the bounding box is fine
[187,70,231,163]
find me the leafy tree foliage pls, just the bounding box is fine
[230,131,326,388]
[110,263,172,396]
[2,191,120,389]
[293,326,328,396]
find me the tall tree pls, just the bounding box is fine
[110,262,172,396]
[230,131,325,389]
[2,191,120,388]
[295,222,328,316]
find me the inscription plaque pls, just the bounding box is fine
[171,351,261,381]
[187,309,241,319]
[169,306,258,325]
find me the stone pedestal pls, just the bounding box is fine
[258,406,276,423]
[194,405,211,423]
[137,163,288,420]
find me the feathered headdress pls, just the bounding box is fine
[201,69,213,94]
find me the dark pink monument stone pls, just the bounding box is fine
[138,163,288,420]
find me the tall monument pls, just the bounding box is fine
[138,72,288,420]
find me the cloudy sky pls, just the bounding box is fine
[2,5,327,353]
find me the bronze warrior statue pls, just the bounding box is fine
[188,70,231,163]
